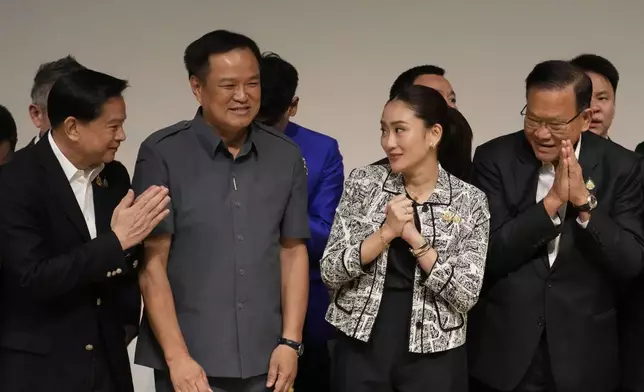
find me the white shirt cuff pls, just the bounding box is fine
[550,215,562,227]
[576,216,589,228]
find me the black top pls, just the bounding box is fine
[384,200,425,289]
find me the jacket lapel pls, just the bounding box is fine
[512,133,542,213]
[35,137,91,242]
[92,176,112,235]
[512,132,550,277]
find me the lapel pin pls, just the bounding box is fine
[95,176,108,188]
[585,178,595,191]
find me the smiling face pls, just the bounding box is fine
[524,86,591,163]
[190,48,260,134]
[380,99,441,174]
[63,96,127,166]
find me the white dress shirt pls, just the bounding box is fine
[49,132,104,239]
[536,136,588,266]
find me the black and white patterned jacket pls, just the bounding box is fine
[321,163,490,354]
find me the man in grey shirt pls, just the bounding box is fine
[133,30,310,392]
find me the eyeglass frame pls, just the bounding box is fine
[520,104,587,134]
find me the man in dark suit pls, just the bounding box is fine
[636,142,644,154]
[0,69,170,392]
[468,60,644,392]
[0,104,17,166]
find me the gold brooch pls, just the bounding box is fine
[585,178,595,191]
[95,176,108,188]
[442,210,461,223]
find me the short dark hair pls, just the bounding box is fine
[47,69,129,129]
[525,60,592,112]
[30,55,86,110]
[184,30,261,81]
[389,65,446,100]
[390,85,472,181]
[258,52,299,126]
[570,53,619,93]
[0,104,17,151]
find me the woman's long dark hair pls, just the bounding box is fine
[390,85,473,182]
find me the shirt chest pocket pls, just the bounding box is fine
[255,175,292,225]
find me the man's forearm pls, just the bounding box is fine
[280,243,309,342]
[139,238,190,362]
[140,266,190,361]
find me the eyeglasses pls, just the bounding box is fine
[521,105,584,134]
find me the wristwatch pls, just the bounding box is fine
[278,337,304,357]
[574,193,598,212]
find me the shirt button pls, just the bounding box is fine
[537,317,546,327]
[234,201,241,207]
[415,321,423,328]
[239,269,245,276]
[85,344,94,351]
[238,303,244,310]
[237,235,243,241]
[96,298,101,306]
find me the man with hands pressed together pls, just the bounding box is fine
[133,30,309,392]
[469,60,644,392]
[0,69,170,392]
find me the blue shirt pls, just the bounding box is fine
[285,121,343,343]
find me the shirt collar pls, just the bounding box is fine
[48,131,104,183]
[193,108,257,159]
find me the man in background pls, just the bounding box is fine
[258,51,344,392]
[570,54,618,139]
[26,55,86,146]
[0,104,17,165]
[373,64,457,165]
[388,64,457,107]
[572,53,644,392]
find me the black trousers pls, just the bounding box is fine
[293,340,331,392]
[333,288,468,392]
[154,370,269,392]
[470,333,557,392]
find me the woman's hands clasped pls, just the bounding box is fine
[382,194,415,241]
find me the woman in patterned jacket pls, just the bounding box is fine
[321,85,490,392]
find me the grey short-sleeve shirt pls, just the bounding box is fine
[132,110,310,379]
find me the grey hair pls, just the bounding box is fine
[30,55,86,110]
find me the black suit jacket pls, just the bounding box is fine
[0,137,141,392]
[467,130,644,392]
[619,148,644,392]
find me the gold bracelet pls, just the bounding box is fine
[379,226,390,248]
[415,247,431,258]
[410,240,429,257]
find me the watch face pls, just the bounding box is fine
[589,194,598,208]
